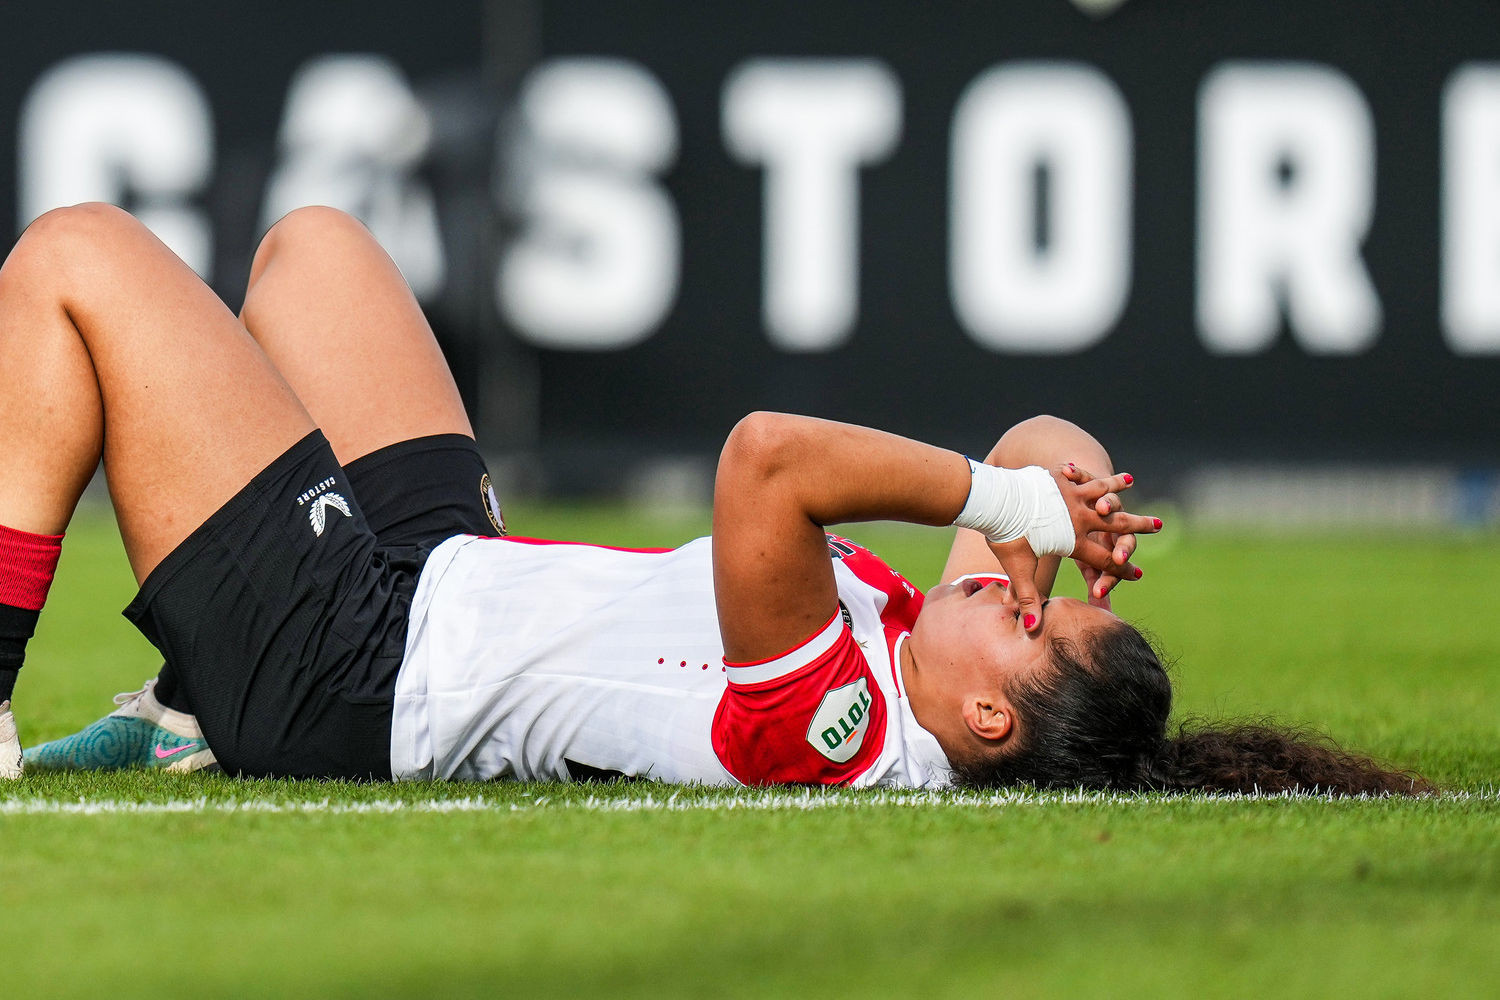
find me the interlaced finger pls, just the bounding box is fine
[1082,509,1161,537]
[1079,472,1136,501]
[1077,562,1109,604]
[1062,463,1095,484]
[1071,537,1143,581]
[1083,565,1122,603]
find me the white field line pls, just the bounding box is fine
[1,786,1496,816]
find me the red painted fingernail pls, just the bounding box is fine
[1152,517,1162,529]
[1133,567,1144,580]
[1122,473,1134,485]
[1067,463,1076,470]
[1024,614,1037,630]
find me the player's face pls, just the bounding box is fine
[910,578,1116,691]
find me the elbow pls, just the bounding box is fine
[992,414,1110,471]
[1001,414,1083,447]
[719,411,804,488]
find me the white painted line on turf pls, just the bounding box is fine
[1,786,1495,816]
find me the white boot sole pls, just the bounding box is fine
[0,702,23,780]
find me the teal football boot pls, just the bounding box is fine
[24,679,216,773]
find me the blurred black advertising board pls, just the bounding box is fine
[4,1,1499,467]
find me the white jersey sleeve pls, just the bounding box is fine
[710,534,951,788]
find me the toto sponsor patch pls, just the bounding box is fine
[806,679,874,763]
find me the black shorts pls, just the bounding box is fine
[123,431,503,780]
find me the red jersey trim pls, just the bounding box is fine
[951,571,1009,588]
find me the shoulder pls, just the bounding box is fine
[826,534,925,631]
[711,611,891,786]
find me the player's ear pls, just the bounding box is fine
[962,696,1013,744]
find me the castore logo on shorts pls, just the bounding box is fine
[297,477,351,537]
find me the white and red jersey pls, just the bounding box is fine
[390,533,953,788]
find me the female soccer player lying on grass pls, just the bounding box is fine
[0,204,1426,794]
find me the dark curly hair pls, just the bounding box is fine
[952,621,1431,796]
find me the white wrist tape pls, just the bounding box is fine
[953,460,1075,558]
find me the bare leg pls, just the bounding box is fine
[238,206,471,463]
[0,203,316,582]
[150,207,477,720]
[7,206,463,768]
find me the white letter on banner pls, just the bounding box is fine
[723,60,902,352]
[1442,65,1500,355]
[950,63,1132,353]
[19,54,214,276]
[262,56,446,300]
[1197,63,1381,355]
[499,59,679,350]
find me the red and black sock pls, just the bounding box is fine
[0,524,64,704]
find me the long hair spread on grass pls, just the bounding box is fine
[952,621,1432,796]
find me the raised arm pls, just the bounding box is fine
[940,414,1145,607]
[710,412,1154,663]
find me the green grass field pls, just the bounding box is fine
[3,503,1498,998]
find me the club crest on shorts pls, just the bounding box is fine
[296,477,350,537]
[480,473,506,535]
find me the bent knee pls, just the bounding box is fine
[3,203,153,290]
[16,202,149,256]
[251,206,370,274]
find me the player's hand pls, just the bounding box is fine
[990,465,1161,632]
[986,535,1047,633]
[1077,527,1130,610]
[1060,463,1158,610]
